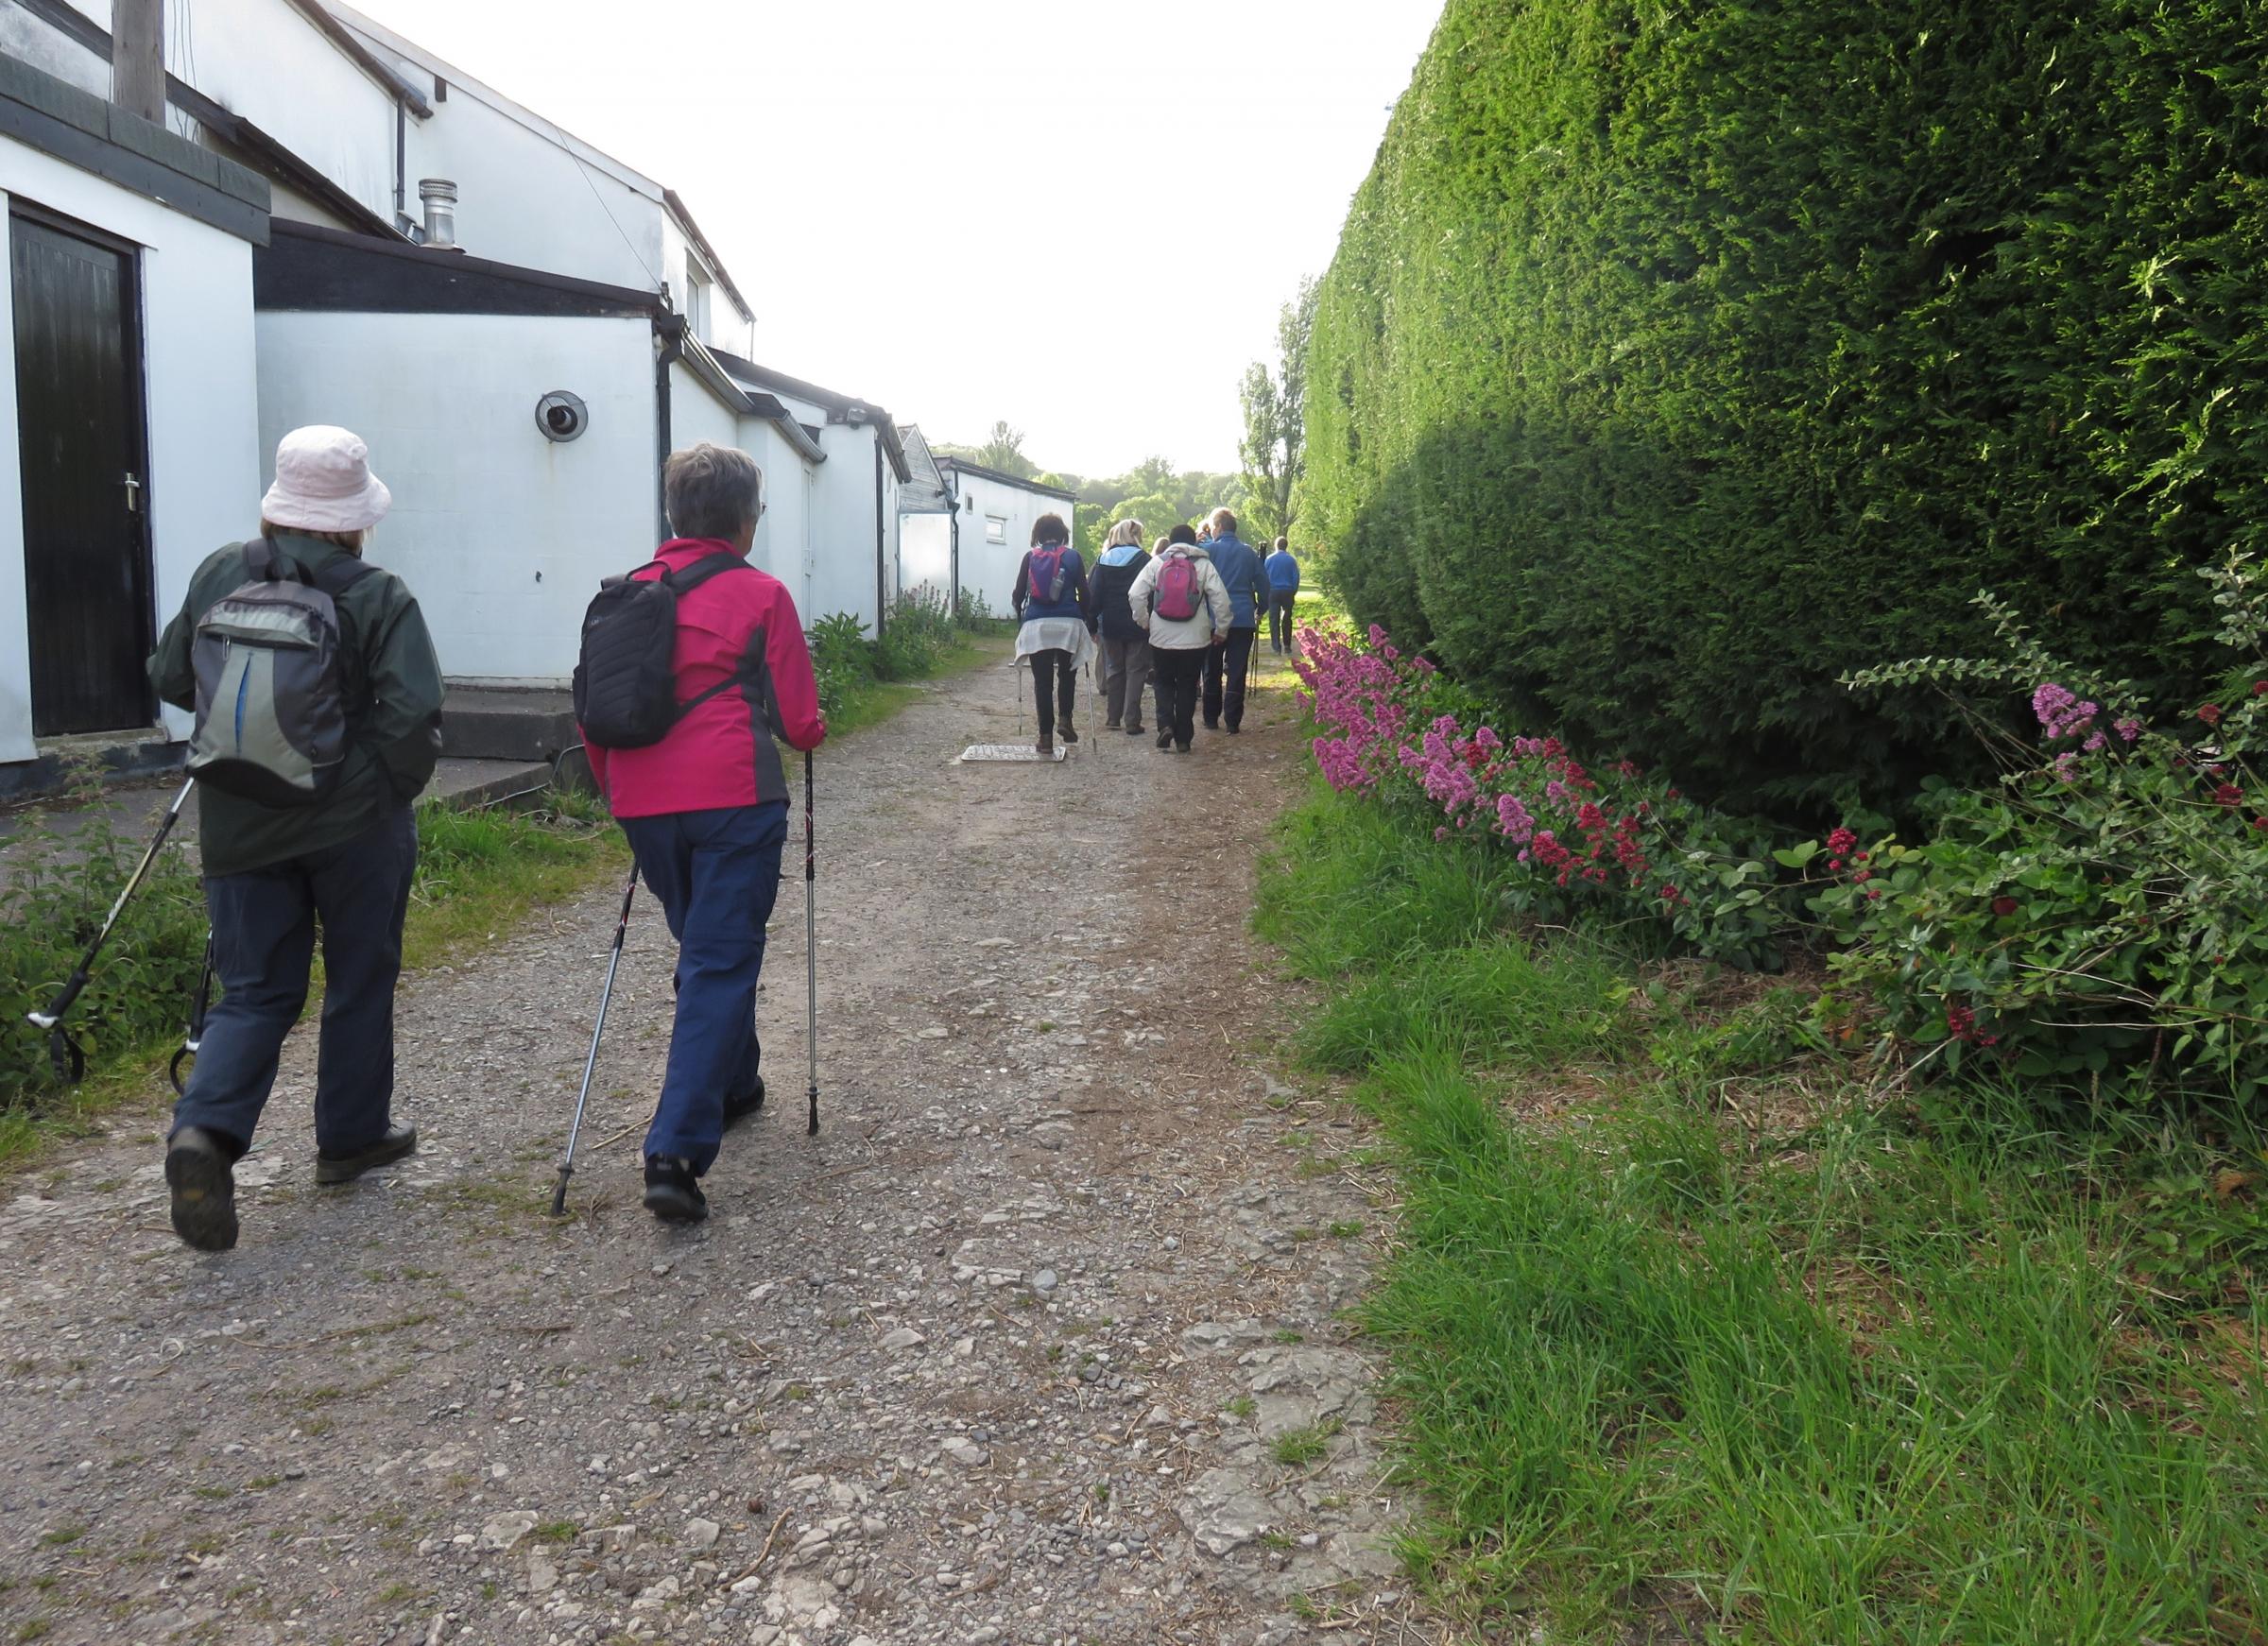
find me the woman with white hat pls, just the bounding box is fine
[146,424,445,1253]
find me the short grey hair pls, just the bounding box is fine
[1207,506,1238,538]
[664,443,764,540]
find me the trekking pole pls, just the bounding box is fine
[550,864,639,1216]
[168,933,216,1096]
[28,775,196,1084]
[803,748,819,1137]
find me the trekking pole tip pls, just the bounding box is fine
[548,1167,572,1217]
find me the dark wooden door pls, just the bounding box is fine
[10,212,151,735]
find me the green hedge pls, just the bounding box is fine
[1300,0,2268,816]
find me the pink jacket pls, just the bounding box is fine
[583,540,826,818]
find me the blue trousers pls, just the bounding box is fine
[172,807,417,1157]
[619,802,787,1174]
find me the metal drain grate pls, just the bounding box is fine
[957,744,1068,763]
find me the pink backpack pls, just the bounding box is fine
[1153,554,1203,622]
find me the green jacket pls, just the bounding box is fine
[149,532,444,877]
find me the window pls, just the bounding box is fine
[986,515,1007,544]
[684,261,712,340]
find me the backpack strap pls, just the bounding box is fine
[246,535,287,583]
[661,552,754,596]
[309,555,376,599]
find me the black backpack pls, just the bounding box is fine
[572,555,753,750]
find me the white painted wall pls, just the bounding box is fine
[901,512,952,603]
[55,0,401,224]
[255,310,655,684]
[740,418,814,610]
[949,472,1075,619]
[0,145,262,762]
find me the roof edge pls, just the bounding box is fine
[936,456,1078,503]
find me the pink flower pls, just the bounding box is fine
[2032,683,2099,742]
[2114,717,2142,745]
[1827,826,1858,858]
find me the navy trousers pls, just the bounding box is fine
[1202,627,1259,729]
[619,801,787,1174]
[172,807,417,1157]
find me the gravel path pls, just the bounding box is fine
[0,653,1423,1646]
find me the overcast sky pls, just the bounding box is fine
[349,0,1441,478]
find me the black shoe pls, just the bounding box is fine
[1226,725,1242,735]
[725,1077,766,1130]
[1037,734,1054,757]
[1175,742,1193,755]
[1125,724,1144,736]
[643,1156,708,1224]
[166,1127,238,1252]
[1203,718,1221,730]
[1156,731,1173,749]
[1060,724,1079,745]
[315,1123,419,1186]
[1105,719,1122,731]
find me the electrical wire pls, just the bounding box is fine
[571,151,662,293]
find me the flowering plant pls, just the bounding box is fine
[1297,623,1791,969]
[1810,578,2268,1094]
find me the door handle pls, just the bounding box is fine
[123,472,142,513]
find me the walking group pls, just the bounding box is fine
[145,426,825,1251]
[1010,506,1301,756]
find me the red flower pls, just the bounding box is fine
[2198,703,2225,726]
[1827,826,1859,858]
[2253,681,2268,695]
[1992,896,2019,917]
[2216,782,2244,808]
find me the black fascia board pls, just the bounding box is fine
[255,219,660,317]
[0,54,268,243]
[10,0,400,238]
[936,456,1078,503]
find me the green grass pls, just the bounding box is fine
[1259,781,2268,1643]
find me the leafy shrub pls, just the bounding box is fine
[1809,576,2268,1100]
[954,587,1009,635]
[1302,0,2268,818]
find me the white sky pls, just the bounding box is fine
[348,0,1442,478]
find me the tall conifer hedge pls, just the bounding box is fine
[1302,0,2268,814]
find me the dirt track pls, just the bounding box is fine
[0,650,1421,1646]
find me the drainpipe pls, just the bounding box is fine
[394,103,407,231]
[654,317,683,540]
[947,476,961,618]
[872,437,886,638]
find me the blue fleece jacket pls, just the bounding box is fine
[1208,534,1267,629]
[1265,548,1301,592]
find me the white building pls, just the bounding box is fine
[2,0,916,712]
[0,49,267,781]
[934,457,1078,619]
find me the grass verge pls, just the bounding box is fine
[1259,781,2268,1643]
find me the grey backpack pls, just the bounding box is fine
[187,538,373,808]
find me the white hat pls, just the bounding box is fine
[260,425,392,533]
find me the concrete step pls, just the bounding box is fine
[441,687,579,763]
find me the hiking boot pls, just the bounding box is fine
[165,1127,238,1253]
[1060,724,1078,745]
[725,1076,766,1130]
[1125,722,1144,736]
[315,1123,419,1185]
[1037,733,1054,757]
[643,1156,708,1223]
[1156,731,1174,750]
[1105,718,1122,731]
[1175,741,1193,755]
[1203,718,1221,731]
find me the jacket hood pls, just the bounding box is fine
[1162,543,1213,562]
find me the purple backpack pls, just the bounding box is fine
[1027,543,1072,607]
